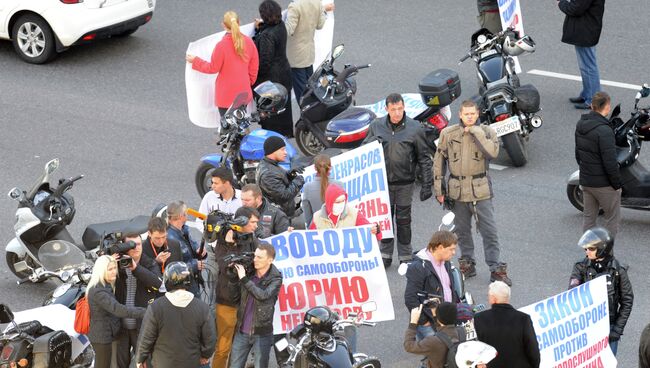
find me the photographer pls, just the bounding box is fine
[229,243,282,368]
[212,206,260,368]
[142,217,182,274]
[167,200,207,297]
[256,136,305,218]
[113,233,163,368]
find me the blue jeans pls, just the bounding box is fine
[229,331,273,368]
[416,325,436,340]
[610,339,618,356]
[290,66,313,103]
[575,46,601,105]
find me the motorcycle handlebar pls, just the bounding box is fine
[334,63,370,85]
[51,174,84,199]
[16,277,30,285]
[458,53,471,64]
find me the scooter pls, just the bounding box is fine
[275,302,381,368]
[459,28,543,167]
[567,84,650,212]
[0,303,94,367]
[6,158,151,280]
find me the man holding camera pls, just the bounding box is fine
[212,206,260,368]
[167,200,207,297]
[229,243,283,368]
[113,232,163,368]
[256,136,305,218]
[142,217,182,274]
[241,184,291,239]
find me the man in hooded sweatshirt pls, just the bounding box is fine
[574,91,622,237]
[136,262,216,368]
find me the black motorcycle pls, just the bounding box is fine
[459,28,543,167]
[295,44,375,156]
[567,84,650,211]
[276,303,381,368]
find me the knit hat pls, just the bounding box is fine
[263,136,286,156]
[436,302,457,325]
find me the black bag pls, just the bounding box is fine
[514,84,540,113]
[436,326,467,368]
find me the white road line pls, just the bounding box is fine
[490,163,508,171]
[527,69,641,91]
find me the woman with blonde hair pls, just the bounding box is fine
[301,154,343,227]
[186,11,259,116]
[87,255,147,368]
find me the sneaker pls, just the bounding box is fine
[490,264,512,286]
[574,102,592,110]
[569,96,585,104]
[382,258,392,268]
[458,258,477,278]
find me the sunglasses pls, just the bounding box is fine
[584,247,598,252]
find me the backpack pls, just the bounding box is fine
[435,326,467,368]
[73,296,90,335]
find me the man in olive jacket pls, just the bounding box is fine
[433,100,510,286]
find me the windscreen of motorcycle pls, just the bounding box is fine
[38,240,87,271]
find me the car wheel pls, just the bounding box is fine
[11,14,57,64]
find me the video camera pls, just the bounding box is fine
[101,232,137,269]
[203,210,250,243]
[223,252,254,279]
[417,291,443,309]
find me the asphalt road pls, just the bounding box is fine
[1,0,649,366]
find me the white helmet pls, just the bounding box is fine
[455,341,498,368]
[503,34,536,56]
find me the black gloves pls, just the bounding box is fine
[420,186,433,202]
[287,166,305,180]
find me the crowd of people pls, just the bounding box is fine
[79,0,650,367]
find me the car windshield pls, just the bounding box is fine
[38,240,87,271]
[225,92,249,117]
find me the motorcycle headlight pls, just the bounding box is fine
[52,283,72,298]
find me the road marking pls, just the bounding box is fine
[527,69,641,91]
[490,163,508,170]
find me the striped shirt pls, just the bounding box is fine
[122,269,137,330]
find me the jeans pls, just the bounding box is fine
[381,183,415,262]
[610,339,618,356]
[416,325,435,340]
[290,66,313,103]
[229,332,274,368]
[453,200,502,271]
[575,46,601,105]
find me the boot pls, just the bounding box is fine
[382,258,392,268]
[490,264,512,286]
[458,258,476,278]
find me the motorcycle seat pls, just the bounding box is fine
[81,216,150,250]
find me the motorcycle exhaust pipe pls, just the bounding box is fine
[530,115,543,129]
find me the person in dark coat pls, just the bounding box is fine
[574,92,622,237]
[640,322,650,368]
[558,0,606,109]
[87,255,147,368]
[241,183,291,239]
[254,0,294,137]
[142,217,183,275]
[474,281,540,368]
[136,262,216,368]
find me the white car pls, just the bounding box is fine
[0,0,155,64]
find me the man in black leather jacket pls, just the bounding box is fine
[256,136,305,217]
[569,227,633,356]
[363,93,433,267]
[241,183,291,239]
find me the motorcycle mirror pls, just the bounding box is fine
[332,44,344,60]
[7,187,21,200]
[477,34,487,44]
[0,304,14,324]
[361,301,377,313]
[441,212,456,226]
[610,104,621,120]
[641,84,650,98]
[45,158,60,175]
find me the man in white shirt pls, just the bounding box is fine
[199,167,242,216]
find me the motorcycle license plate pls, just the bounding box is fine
[275,338,289,351]
[491,116,521,137]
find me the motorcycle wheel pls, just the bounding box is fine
[567,184,606,215]
[352,357,381,368]
[6,251,41,280]
[501,132,528,167]
[195,162,218,198]
[295,123,325,156]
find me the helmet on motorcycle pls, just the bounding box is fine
[255,81,288,115]
[577,227,614,258]
[502,34,536,56]
[455,341,497,367]
[164,261,192,292]
[303,306,338,333]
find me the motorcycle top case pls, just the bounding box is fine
[418,68,462,107]
[514,84,541,113]
[240,129,297,161]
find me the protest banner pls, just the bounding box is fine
[185,1,334,128]
[519,276,617,368]
[266,227,394,334]
[301,140,393,239]
[497,0,524,73]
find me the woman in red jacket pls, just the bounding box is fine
[186,11,259,116]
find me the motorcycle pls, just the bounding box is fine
[295,44,375,156]
[275,302,381,368]
[567,84,650,212]
[0,303,94,367]
[6,158,151,280]
[459,28,543,167]
[194,84,301,198]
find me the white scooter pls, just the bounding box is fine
[6,158,151,281]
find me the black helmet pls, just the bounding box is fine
[578,227,613,258]
[303,306,338,334]
[255,81,288,115]
[164,261,192,292]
